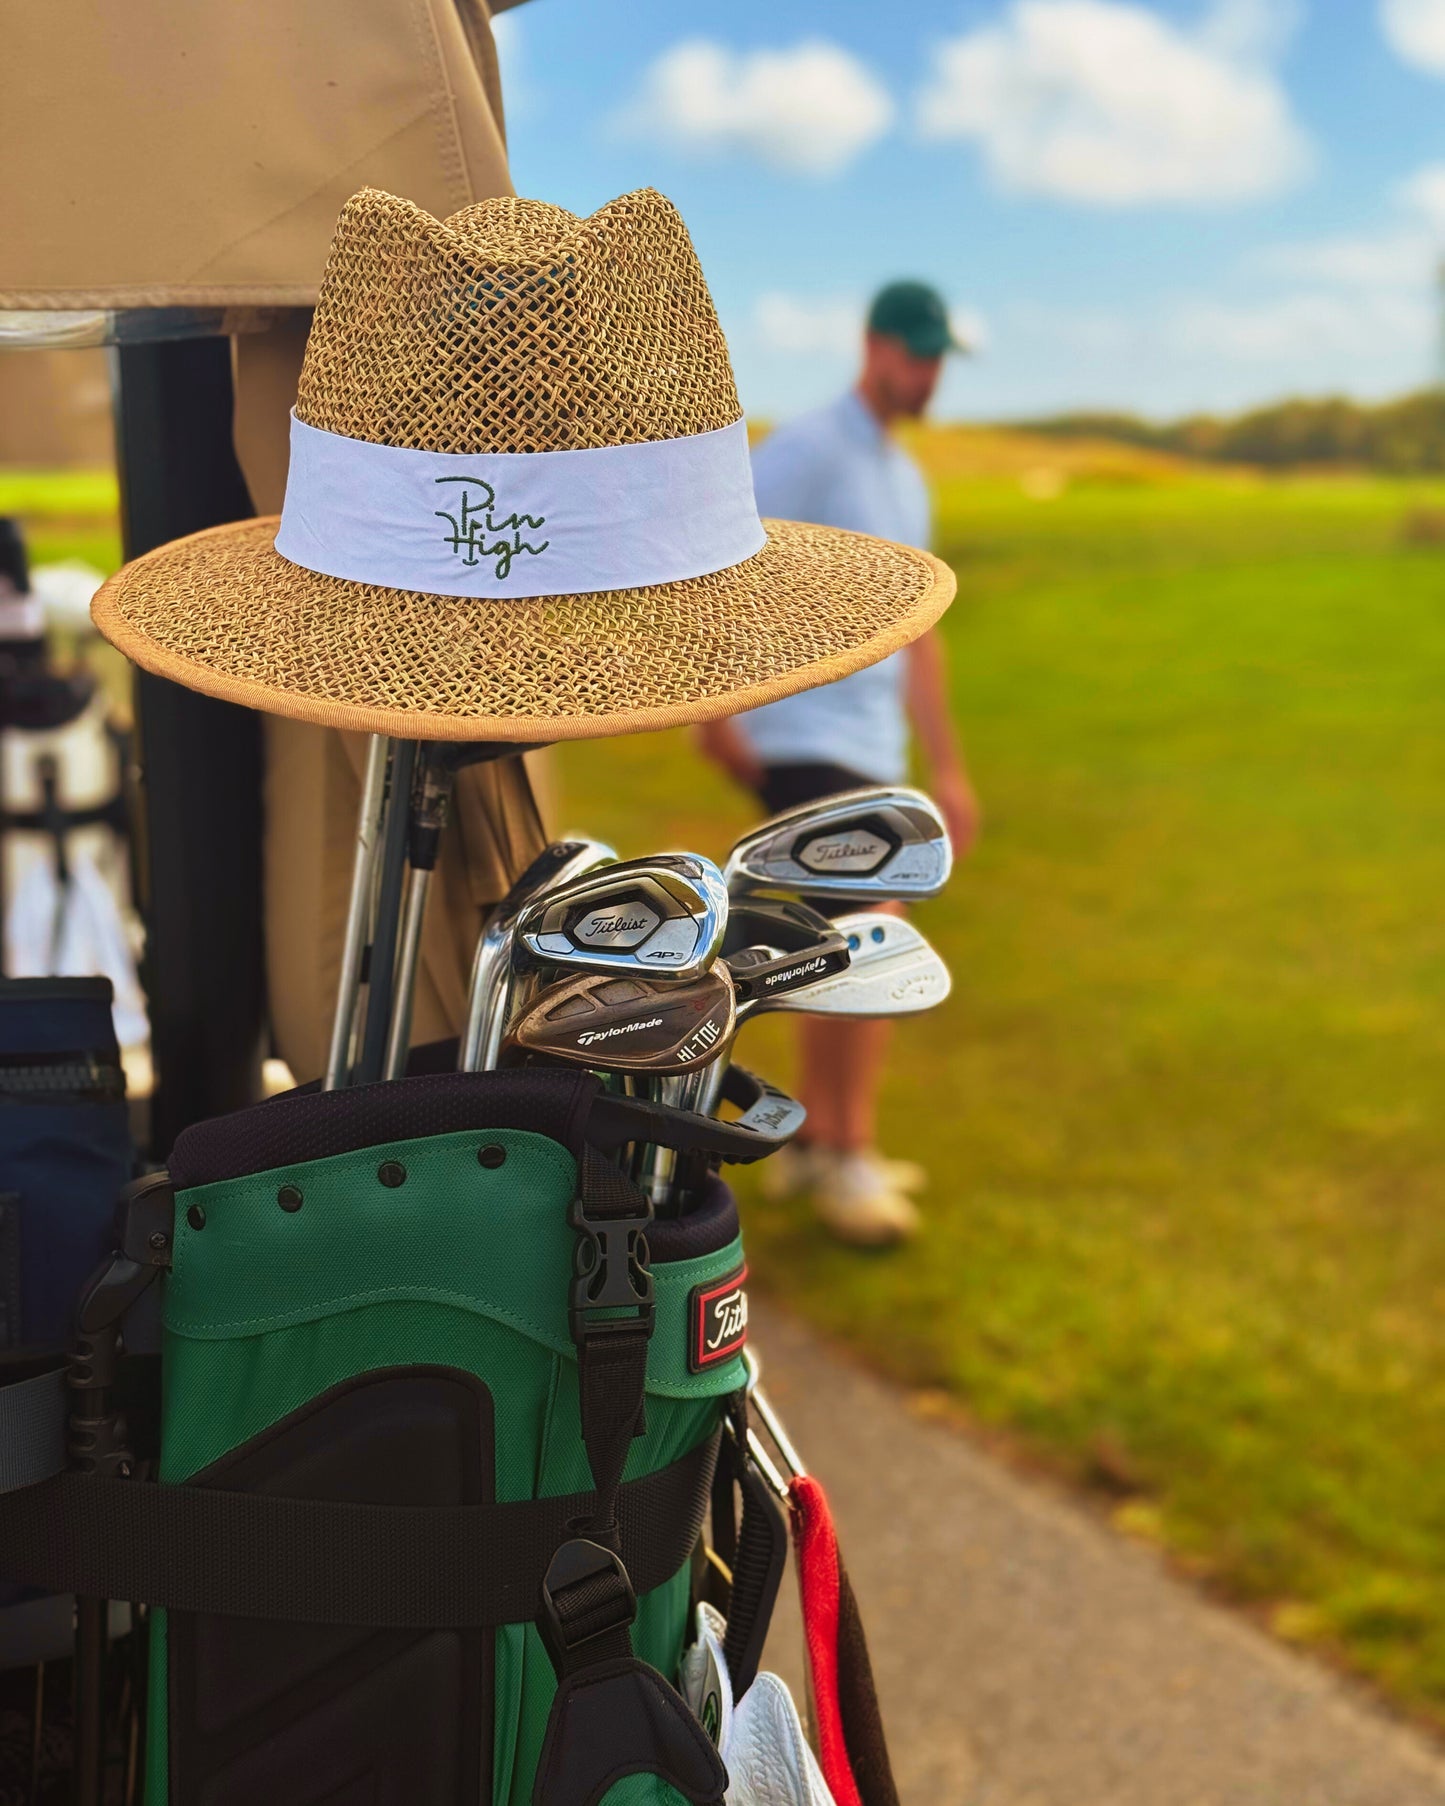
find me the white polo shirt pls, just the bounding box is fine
[737,388,930,784]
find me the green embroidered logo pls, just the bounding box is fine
[434,476,548,580]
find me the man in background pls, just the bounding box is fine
[698,280,980,1247]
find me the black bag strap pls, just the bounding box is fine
[539,1146,658,1680]
[569,1146,655,1547]
[719,1393,788,1698]
[530,1148,724,1806]
[0,1431,716,1629]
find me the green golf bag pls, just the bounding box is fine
[0,1065,786,1805]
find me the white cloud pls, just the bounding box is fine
[1191,159,1442,383]
[754,294,863,358]
[1008,284,1435,401]
[1201,0,1303,58]
[617,40,893,178]
[916,0,1311,206]
[1257,229,1434,289]
[1163,289,1432,362]
[1381,0,1445,74]
[1255,161,1445,290]
[1396,162,1445,231]
[752,293,990,359]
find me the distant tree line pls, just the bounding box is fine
[1017,388,1445,473]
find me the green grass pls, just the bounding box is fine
[0,468,122,575]
[553,465,1445,1717]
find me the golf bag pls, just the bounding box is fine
[0,1064,790,1805]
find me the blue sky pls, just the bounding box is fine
[495,0,1445,422]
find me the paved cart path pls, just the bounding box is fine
[751,1296,1445,1806]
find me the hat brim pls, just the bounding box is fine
[91,516,955,743]
[899,328,969,360]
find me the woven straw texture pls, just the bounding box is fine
[92,187,954,740]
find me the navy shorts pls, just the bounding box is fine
[754,761,876,817]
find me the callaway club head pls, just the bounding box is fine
[512,853,729,983]
[459,837,618,1071]
[723,785,952,903]
[500,967,736,1075]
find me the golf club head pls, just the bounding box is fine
[724,786,952,902]
[747,911,950,1018]
[500,967,736,1075]
[513,853,729,981]
[459,837,618,1070]
[719,897,852,1003]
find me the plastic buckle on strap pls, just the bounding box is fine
[539,1538,639,1676]
[567,1195,655,1347]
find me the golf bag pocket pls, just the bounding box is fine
[0,1067,749,1804]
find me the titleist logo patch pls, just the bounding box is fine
[689,1263,749,1372]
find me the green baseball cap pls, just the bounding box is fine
[866,280,967,359]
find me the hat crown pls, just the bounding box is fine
[294,188,742,455]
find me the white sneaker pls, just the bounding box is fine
[859,1148,928,1194]
[810,1149,920,1248]
[760,1144,925,1202]
[758,1142,821,1202]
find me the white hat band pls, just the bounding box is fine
[274,413,766,601]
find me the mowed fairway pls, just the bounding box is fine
[553,449,1445,1717]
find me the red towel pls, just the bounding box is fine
[788,1474,899,1806]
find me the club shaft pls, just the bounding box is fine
[355,736,418,1086]
[323,734,389,1091]
[460,929,503,1070]
[382,863,432,1080]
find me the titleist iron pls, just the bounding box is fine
[458,838,617,1072]
[511,853,729,987]
[724,785,952,903]
[499,967,736,1076]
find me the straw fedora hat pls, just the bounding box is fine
[92,187,955,742]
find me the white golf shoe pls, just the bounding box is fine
[758,1142,820,1202]
[760,1143,927,1205]
[810,1149,921,1247]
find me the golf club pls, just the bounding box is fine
[458,837,618,1072]
[723,785,952,903]
[323,734,391,1091]
[383,743,478,1080]
[499,966,736,1076]
[634,901,845,1207]
[674,913,952,1128]
[720,898,853,1007]
[512,852,730,984]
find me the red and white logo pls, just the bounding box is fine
[689,1264,749,1372]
